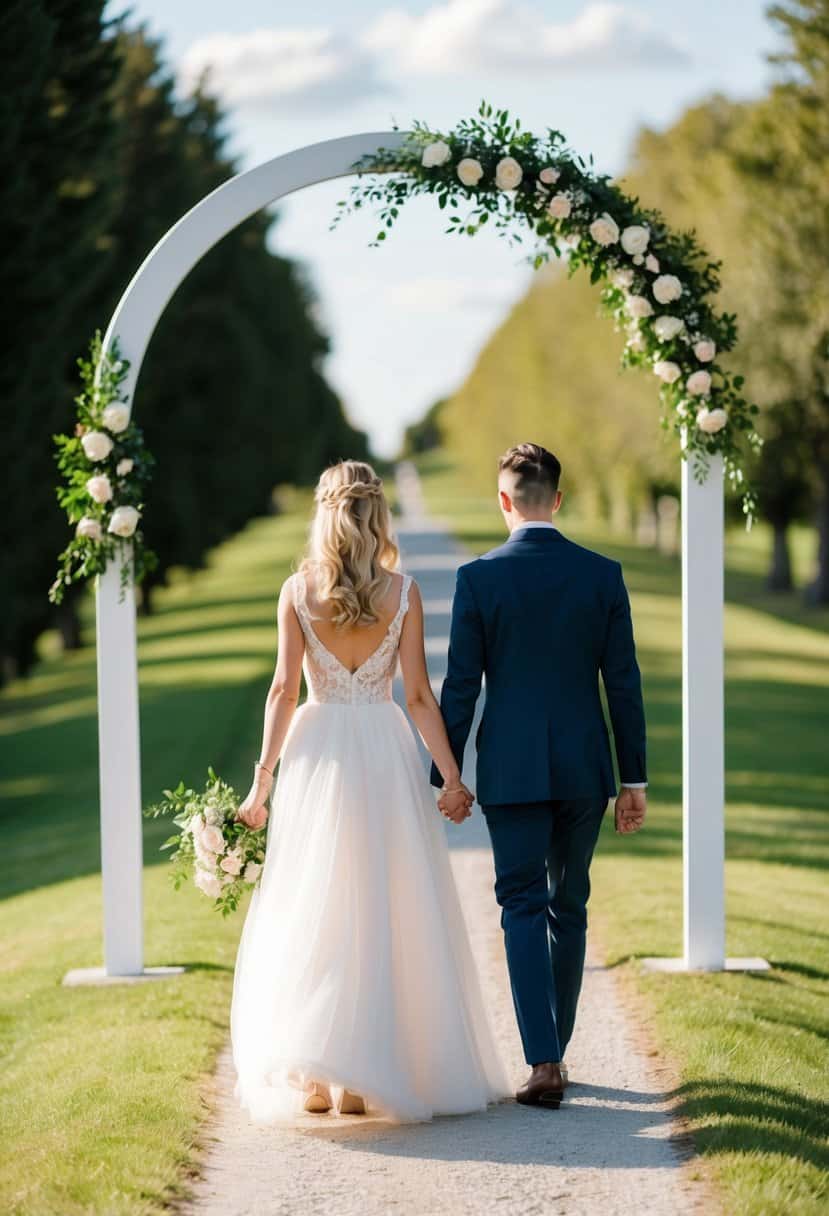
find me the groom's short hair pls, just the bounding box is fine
[498,443,561,506]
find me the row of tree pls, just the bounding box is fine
[434,0,828,599]
[0,2,369,682]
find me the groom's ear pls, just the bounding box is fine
[499,488,512,513]
[552,490,563,513]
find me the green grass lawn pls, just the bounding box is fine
[420,457,829,1216]
[0,502,311,1215]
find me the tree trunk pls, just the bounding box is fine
[766,519,794,592]
[806,466,829,605]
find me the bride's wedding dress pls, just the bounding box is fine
[230,571,509,1122]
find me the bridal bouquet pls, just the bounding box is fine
[144,766,267,916]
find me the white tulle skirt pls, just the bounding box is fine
[230,698,510,1123]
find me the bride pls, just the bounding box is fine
[230,460,509,1122]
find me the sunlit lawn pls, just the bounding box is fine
[0,502,311,1215]
[420,457,829,1216]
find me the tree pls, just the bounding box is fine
[0,0,121,679]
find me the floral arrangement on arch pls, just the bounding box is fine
[49,333,158,604]
[334,102,761,522]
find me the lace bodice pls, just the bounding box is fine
[292,571,412,705]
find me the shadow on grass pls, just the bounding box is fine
[678,1078,829,1174]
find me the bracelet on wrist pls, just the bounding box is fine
[255,760,273,778]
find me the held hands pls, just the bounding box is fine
[614,786,647,834]
[235,766,272,830]
[437,781,474,824]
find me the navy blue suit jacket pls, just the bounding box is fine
[430,526,647,805]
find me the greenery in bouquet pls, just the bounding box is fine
[144,766,267,916]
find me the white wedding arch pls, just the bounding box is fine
[64,131,768,986]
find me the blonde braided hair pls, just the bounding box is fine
[300,460,400,628]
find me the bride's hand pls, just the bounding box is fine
[236,776,271,829]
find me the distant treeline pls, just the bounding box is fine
[0,3,369,682]
[430,1,828,600]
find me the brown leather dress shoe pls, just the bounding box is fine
[516,1063,566,1109]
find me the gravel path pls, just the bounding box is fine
[180,470,712,1216]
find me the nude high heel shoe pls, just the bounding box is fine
[337,1089,366,1115]
[303,1082,332,1114]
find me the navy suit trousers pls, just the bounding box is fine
[482,798,607,1066]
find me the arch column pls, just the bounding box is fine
[66,133,408,981]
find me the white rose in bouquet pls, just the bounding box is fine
[421,140,450,168]
[547,192,572,219]
[626,295,653,319]
[697,407,728,433]
[693,338,717,362]
[195,868,223,899]
[102,403,130,433]
[654,361,682,384]
[687,370,712,396]
[620,225,650,255]
[188,812,205,837]
[456,157,483,186]
[495,156,523,190]
[76,516,102,541]
[116,457,134,477]
[589,213,619,246]
[86,474,112,504]
[107,505,140,537]
[203,802,223,826]
[81,430,113,462]
[243,861,262,884]
[653,315,684,342]
[220,849,243,876]
[200,823,226,854]
[653,274,683,305]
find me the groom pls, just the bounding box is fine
[432,443,647,1109]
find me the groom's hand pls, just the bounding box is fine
[615,786,647,834]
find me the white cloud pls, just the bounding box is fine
[180,2,690,113]
[389,274,527,314]
[179,27,388,112]
[363,0,690,76]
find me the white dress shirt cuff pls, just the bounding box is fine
[621,781,647,788]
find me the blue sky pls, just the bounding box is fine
[112,1,777,455]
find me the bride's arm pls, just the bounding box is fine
[398,579,472,809]
[236,577,305,825]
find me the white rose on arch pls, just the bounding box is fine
[589,213,619,246]
[697,407,728,433]
[645,254,660,273]
[654,361,682,384]
[693,338,717,362]
[687,370,712,396]
[107,505,140,537]
[653,274,683,305]
[653,315,684,342]
[547,192,572,219]
[116,457,134,477]
[421,140,451,168]
[538,166,560,185]
[81,430,113,462]
[620,225,650,256]
[456,157,483,187]
[611,267,635,289]
[86,473,113,504]
[102,402,130,433]
[494,156,523,190]
[76,516,102,542]
[626,295,653,319]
